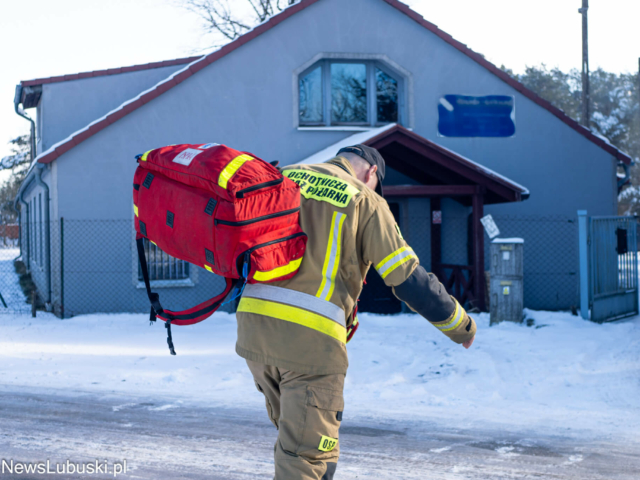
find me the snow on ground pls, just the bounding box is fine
[1,305,639,441]
[0,248,26,312]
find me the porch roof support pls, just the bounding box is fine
[472,192,486,311]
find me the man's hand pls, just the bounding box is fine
[462,336,475,349]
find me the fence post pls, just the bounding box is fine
[578,210,589,319]
[60,217,64,319]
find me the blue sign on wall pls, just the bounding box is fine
[438,95,515,137]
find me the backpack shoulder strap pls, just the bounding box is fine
[136,237,236,354]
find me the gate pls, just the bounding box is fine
[581,214,638,322]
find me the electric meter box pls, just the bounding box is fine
[490,238,524,325]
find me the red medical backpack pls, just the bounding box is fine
[133,143,307,354]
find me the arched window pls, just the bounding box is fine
[299,60,404,127]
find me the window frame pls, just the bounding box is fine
[130,212,198,289]
[137,238,191,284]
[298,59,405,128]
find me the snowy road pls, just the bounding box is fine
[2,386,639,480]
[1,304,639,478]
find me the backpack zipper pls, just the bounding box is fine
[236,231,307,278]
[235,178,284,198]
[215,207,299,227]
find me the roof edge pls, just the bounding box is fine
[33,0,321,166]
[369,124,530,197]
[20,56,202,91]
[31,0,631,167]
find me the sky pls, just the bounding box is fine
[1,0,639,182]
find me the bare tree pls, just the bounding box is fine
[181,0,296,46]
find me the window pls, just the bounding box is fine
[331,63,367,123]
[30,198,36,264]
[38,193,43,265]
[299,60,402,127]
[137,239,190,282]
[299,66,323,124]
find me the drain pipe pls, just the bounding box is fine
[13,84,36,264]
[13,195,26,261]
[14,85,36,163]
[16,177,34,271]
[34,165,52,307]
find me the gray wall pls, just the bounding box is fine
[18,168,51,308]
[42,0,619,311]
[35,65,186,155]
[55,0,617,221]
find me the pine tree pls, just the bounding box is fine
[0,135,31,224]
[502,65,640,215]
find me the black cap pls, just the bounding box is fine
[336,144,386,197]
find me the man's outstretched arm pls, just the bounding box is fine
[393,265,477,347]
[360,201,476,347]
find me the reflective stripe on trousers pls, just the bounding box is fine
[238,283,347,344]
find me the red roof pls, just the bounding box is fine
[32,0,632,165]
[20,56,201,89]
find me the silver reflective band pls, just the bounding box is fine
[376,247,416,278]
[242,283,346,328]
[434,302,464,332]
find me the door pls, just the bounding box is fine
[359,202,403,314]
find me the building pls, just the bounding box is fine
[14,0,630,317]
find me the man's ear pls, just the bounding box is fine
[366,165,378,183]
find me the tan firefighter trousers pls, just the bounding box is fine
[246,360,345,480]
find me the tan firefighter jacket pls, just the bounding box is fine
[236,156,476,375]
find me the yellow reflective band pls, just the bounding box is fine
[218,154,254,189]
[375,246,417,279]
[346,317,358,344]
[283,170,359,208]
[204,265,213,272]
[133,204,138,217]
[238,297,346,344]
[316,212,346,300]
[253,257,303,282]
[140,149,153,161]
[318,435,338,452]
[395,223,403,239]
[150,240,157,246]
[434,302,464,332]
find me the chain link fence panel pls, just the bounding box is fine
[2,213,583,316]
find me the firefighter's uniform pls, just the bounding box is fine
[236,156,476,479]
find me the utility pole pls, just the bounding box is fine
[579,0,590,127]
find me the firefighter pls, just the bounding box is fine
[236,144,477,480]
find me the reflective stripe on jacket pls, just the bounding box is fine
[236,157,430,375]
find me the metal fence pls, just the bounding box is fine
[588,216,639,322]
[0,231,25,313]
[0,213,598,316]
[400,212,581,311]
[0,219,229,317]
